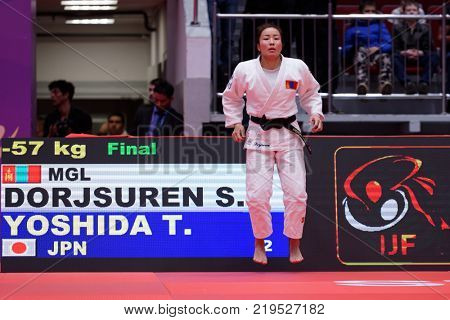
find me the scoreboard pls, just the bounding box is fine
[0,138,289,270]
[1,136,449,272]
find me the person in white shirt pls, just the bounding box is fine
[222,23,324,265]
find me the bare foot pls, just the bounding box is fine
[253,239,268,265]
[289,238,304,264]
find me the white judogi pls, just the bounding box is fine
[222,56,323,239]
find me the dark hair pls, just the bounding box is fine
[255,23,283,45]
[150,78,162,86]
[48,80,75,101]
[402,1,419,11]
[359,0,377,13]
[153,79,174,98]
[108,112,125,123]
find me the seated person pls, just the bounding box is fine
[389,0,426,25]
[343,0,392,95]
[104,113,128,136]
[98,113,128,136]
[43,80,92,137]
[393,1,439,94]
[133,79,183,136]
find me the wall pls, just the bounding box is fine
[36,12,167,100]
[166,0,211,135]
[0,0,35,141]
[36,38,150,99]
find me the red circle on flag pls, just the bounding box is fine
[12,242,27,254]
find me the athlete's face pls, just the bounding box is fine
[257,27,282,59]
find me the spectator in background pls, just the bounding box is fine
[147,78,161,106]
[98,113,128,136]
[389,0,426,25]
[43,80,92,137]
[131,78,161,134]
[393,1,438,94]
[133,79,183,136]
[344,0,392,95]
[104,113,128,136]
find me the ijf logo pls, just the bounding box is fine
[342,155,449,232]
[336,151,450,264]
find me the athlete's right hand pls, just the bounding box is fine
[232,123,246,142]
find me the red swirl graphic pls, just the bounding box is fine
[344,155,449,230]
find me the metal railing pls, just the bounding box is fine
[212,9,449,116]
[191,0,199,25]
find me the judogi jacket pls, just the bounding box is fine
[222,56,323,151]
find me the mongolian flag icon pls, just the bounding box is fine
[1,165,41,183]
[285,80,299,90]
[2,239,36,257]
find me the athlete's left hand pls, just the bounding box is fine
[309,114,323,133]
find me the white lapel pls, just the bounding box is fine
[257,55,287,117]
[254,57,272,96]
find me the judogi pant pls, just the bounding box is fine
[246,148,307,239]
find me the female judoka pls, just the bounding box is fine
[222,23,324,265]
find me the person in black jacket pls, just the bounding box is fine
[393,1,439,94]
[43,80,92,137]
[133,79,183,136]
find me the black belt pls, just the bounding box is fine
[250,115,312,154]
